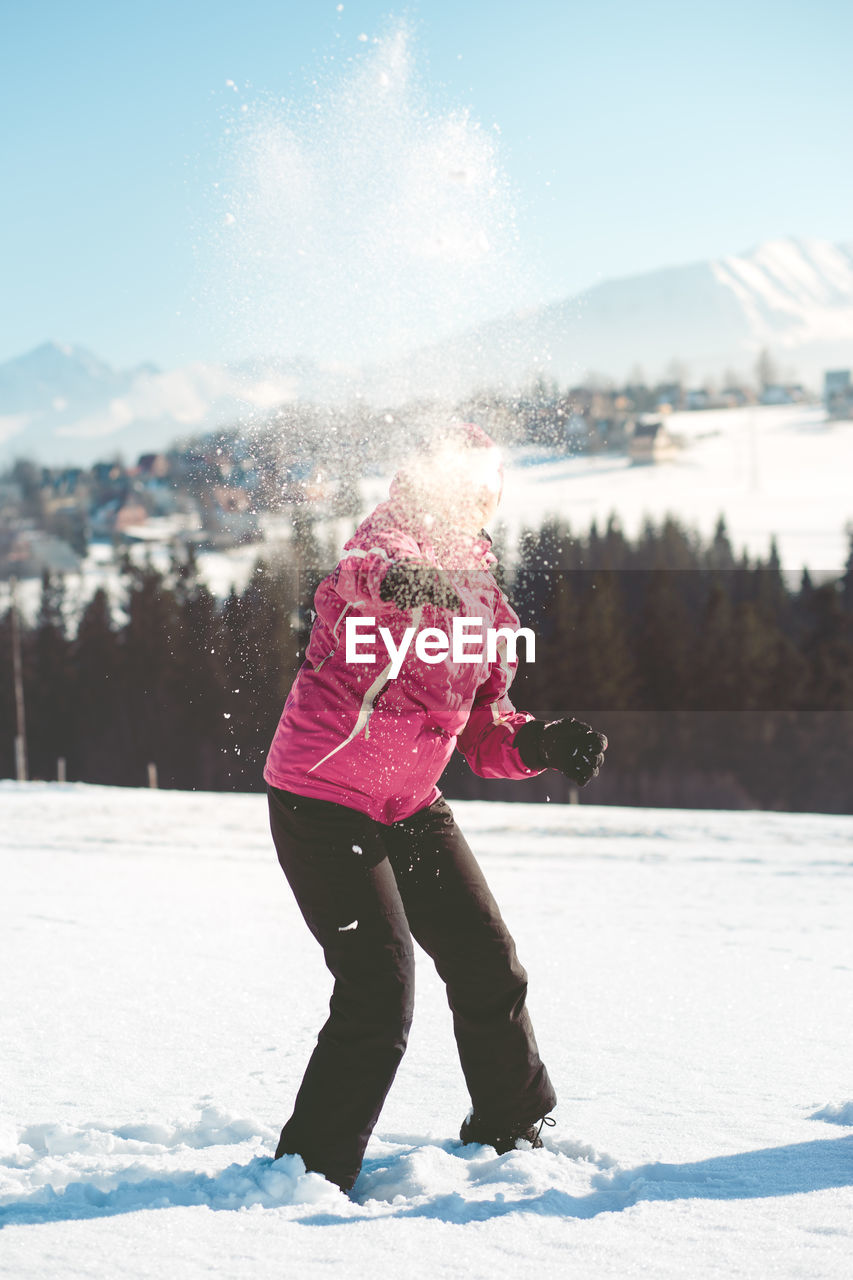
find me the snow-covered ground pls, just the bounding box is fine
[485,402,853,575]
[1,782,851,1277]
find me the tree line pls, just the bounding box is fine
[1,513,852,812]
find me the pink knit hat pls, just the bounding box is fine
[455,421,499,451]
[425,421,504,496]
[390,421,504,527]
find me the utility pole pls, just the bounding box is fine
[9,575,28,782]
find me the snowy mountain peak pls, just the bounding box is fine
[17,340,115,378]
[0,342,134,424]
[494,233,853,390]
[712,238,853,339]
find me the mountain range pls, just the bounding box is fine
[1,236,851,466]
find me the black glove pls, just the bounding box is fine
[379,561,461,612]
[513,717,608,786]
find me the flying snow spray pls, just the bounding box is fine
[202,20,538,409]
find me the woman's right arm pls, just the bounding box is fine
[332,527,423,606]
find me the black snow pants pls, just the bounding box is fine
[267,783,557,1193]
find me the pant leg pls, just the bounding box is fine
[267,785,415,1192]
[383,795,557,1130]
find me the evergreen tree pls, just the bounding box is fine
[119,560,185,786]
[840,527,853,615]
[219,558,300,789]
[706,516,736,572]
[599,513,630,572]
[27,572,73,780]
[693,579,738,711]
[572,571,638,713]
[801,582,853,711]
[173,574,228,789]
[636,570,694,712]
[0,607,16,779]
[520,568,578,713]
[72,587,122,782]
[748,537,789,628]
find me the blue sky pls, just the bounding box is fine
[1,0,851,370]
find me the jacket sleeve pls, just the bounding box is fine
[332,525,423,607]
[455,592,544,780]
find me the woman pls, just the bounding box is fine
[264,421,607,1194]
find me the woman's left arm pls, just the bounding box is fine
[455,592,544,780]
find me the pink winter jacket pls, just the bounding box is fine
[263,477,542,823]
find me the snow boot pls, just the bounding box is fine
[459,1112,555,1154]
